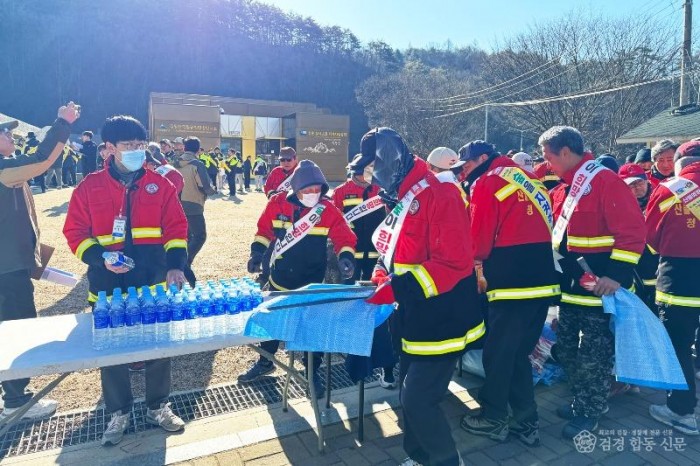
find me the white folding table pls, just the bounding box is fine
[0,313,329,452]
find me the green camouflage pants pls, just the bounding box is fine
[556,306,614,419]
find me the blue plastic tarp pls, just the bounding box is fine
[243,284,394,356]
[602,288,687,390]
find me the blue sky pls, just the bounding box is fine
[260,0,685,50]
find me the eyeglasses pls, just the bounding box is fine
[279,158,294,162]
[116,141,145,150]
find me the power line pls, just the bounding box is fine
[427,71,692,119]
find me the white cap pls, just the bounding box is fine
[427,147,464,170]
[512,152,534,170]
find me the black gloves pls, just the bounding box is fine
[247,251,263,273]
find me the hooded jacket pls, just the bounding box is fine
[645,161,700,307]
[174,151,215,215]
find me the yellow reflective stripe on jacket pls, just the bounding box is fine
[647,244,658,255]
[567,235,615,248]
[76,238,99,260]
[164,239,187,251]
[272,220,293,229]
[487,284,561,302]
[658,196,678,213]
[96,234,125,246]
[494,184,518,201]
[561,293,603,307]
[254,235,271,248]
[338,246,356,256]
[88,291,98,303]
[342,198,363,207]
[656,290,700,307]
[355,251,380,259]
[395,263,438,298]
[269,276,290,291]
[643,279,657,286]
[308,226,329,236]
[542,175,560,182]
[402,321,486,356]
[610,248,641,265]
[132,227,162,239]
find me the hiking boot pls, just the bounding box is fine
[0,399,57,422]
[460,414,509,441]
[101,411,130,446]
[557,403,608,420]
[238,362,274,383]
[649,404,699,436]
[510,419,541,447]
[146,402,185,432]
[379,368,397,390]
[562,416,598,440]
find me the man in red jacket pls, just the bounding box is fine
[263,146,298,198]
[645,141,700,436]
[240,160,357,395]
[458,140,560,447]
[63,115,188,446]
[540,126,645,439]
[361,127,484,466]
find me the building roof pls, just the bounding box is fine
[617,105,700,144]
[0,112,40,137]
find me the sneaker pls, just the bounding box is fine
[238,362,274,383]
[510,419,541,447]
[561,416,598,440]
[628,385,641,394]
[398,458,422,466]
[379,370,397,390]
[556,403,608,420]
[101,411,130,446]
[0,399,57,422]
[649,404,700,436]
[146,402,185,432]
[460,414,509,441]
[128,362,146,372]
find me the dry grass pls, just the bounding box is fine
[28,186,273,411]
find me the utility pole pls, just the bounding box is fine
[680,0,693,106]
[484,105,489,141]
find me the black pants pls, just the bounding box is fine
[662,305,700,416]
[479,300,548,421]
[63,165,77,186]
[101,358,171,414]
[556,306,614,418]
[186,214,207,263]
[226,172,236,194]
[401,356,460,466]
[0,269,37,408]
[32,174,46,192]
[244,173,251,189]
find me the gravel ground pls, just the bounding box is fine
[25,185,278,412]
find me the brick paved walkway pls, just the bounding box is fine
[174,379,700,465]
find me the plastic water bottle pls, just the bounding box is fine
[124,287,142,346]
[170,291,186,342]
[184,291,200,340]
[211,289,227,336]
[225,288,242,334]
[154,285,172,344]
[102,251,135,270]
[198,290,215,339]
[92,291,111,350]
[109,288,126,348]
[239,289,254,332]
[140,286,157,345]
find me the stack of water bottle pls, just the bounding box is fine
[92,278,264,350]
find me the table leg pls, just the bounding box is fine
[325,353,331,409]
[282,352,295,413]
[307,351,324,453]
[357,379,365,444]
[0,372,70,438]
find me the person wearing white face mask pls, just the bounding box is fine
[63,115,189,446]
[240,160,357,391]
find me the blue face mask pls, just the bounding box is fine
[119,149,146,172]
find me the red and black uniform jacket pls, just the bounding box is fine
[64,165,188,302]
[251,192,357,290]
[331,179,383,268]
[534,161,561,191]
[551,154,646,309]
[384,158,485,360]
[468,156,560,304]
[645,162,700,307]
[264,166,293,198]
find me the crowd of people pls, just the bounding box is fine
[1,102,700,466]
